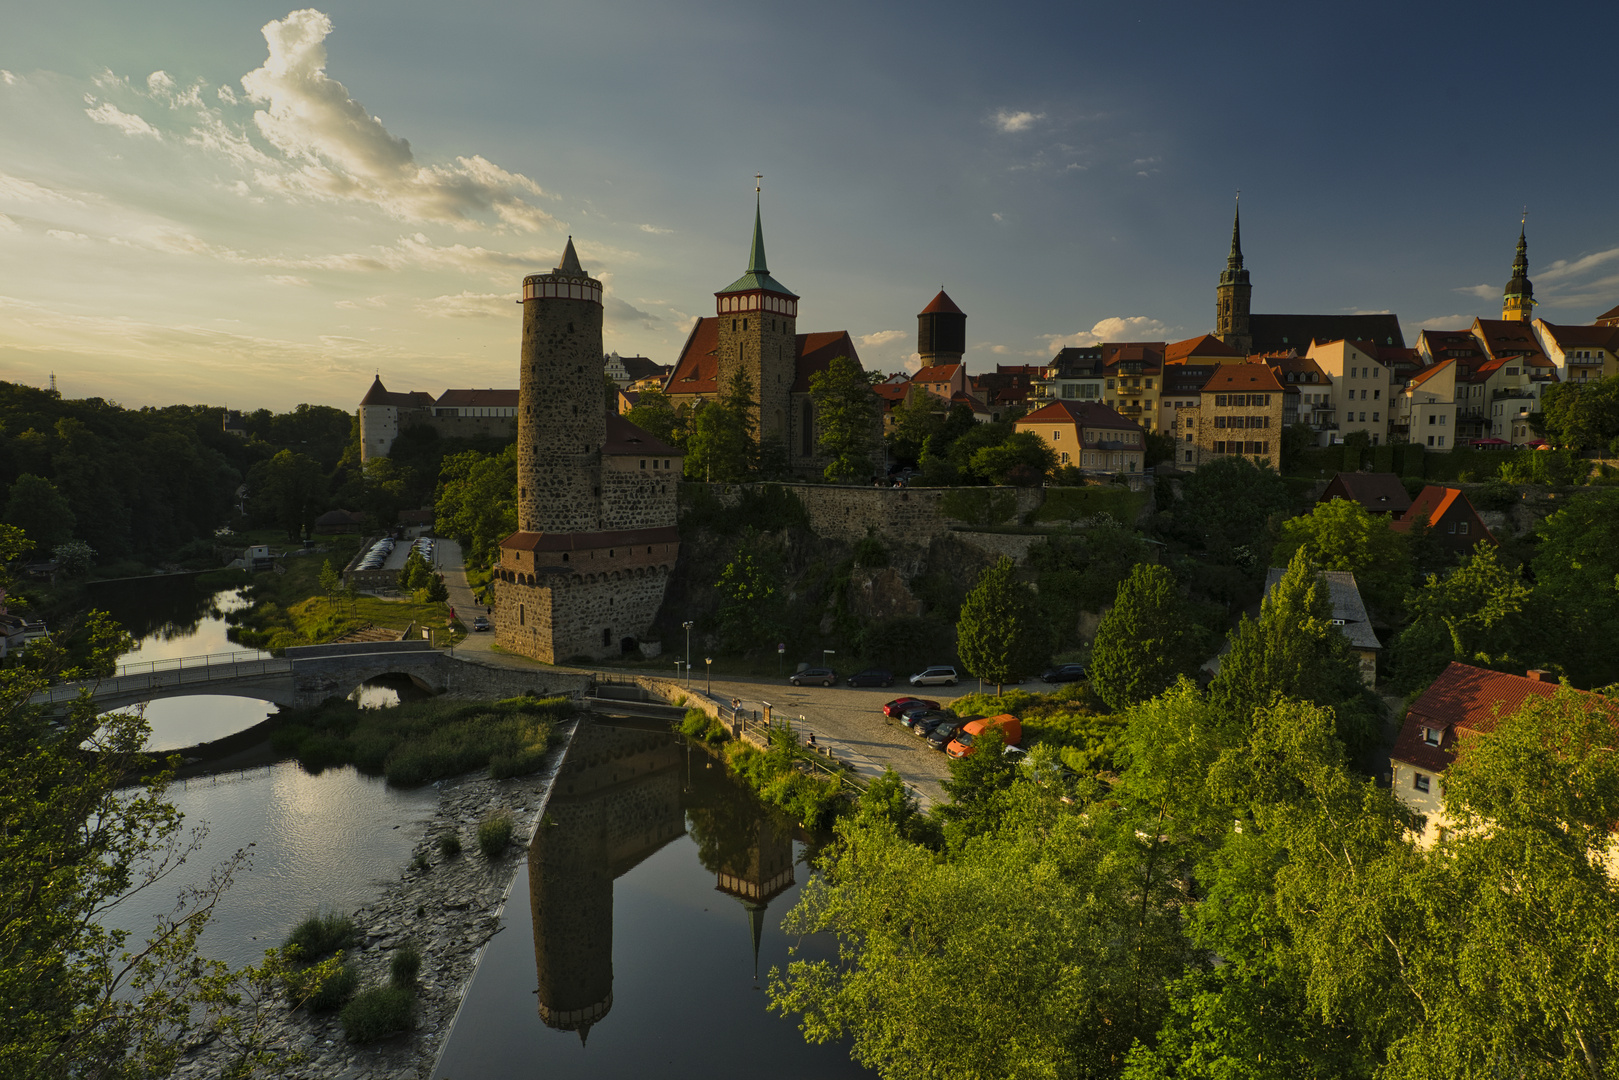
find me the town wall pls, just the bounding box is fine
[687,482,1044,546]
[496,567,673,663]
[601,458,681,531]
[422,414,517,443]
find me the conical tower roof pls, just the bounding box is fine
[919,289,964,316]
[718,195,797,298]
[557,235,584,274]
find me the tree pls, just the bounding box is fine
[433,446,517,569]
[1173,456,1292,558]
[1144,430,1177,468]
[51,540,96,578]
[623,388,686,450]
[713,531,784,652]
[398,547,434,592]
[1533,374,1619,453]
[684,372,756,483]
[1208,549,1372,749]
[1089,563,1201,711]
[1529,486,1619,688]
[808,355,879,482]
[246,450,324,541]
[3,474,75,553]
[319,560,342,609]
[966,431,1056,486]
[1389,544,1532,689]
[1271,497,1411,620]
[885,391,946,467]
[956,556,1048,691]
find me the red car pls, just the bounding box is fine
[882,696,938,718]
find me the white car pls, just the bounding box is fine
[909,665,960,687]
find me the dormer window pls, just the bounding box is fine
[1422,726,1442,747]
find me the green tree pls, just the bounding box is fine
[1271,497,1411,619]
[1390,544,1532,689]
[956,556,1048,691]
[623,388,686,450]
[398,547,433,592]
[1144,430,1177,468]
[1529,486,1619,688]
[967,431,1056,486]
[51,540,96,578]
[434,446,517,569]
[319,559,342,609]
[1173,455,1292,559]
[808,355,879,482]
[713,531,784,652]
[1208,549,1372,748]
[684,372,756,482]
[1089,563,1201,711]
[885,390,946,467]
[1533,374,1619,453]
[247,450,324,541]
[3,474,75,553]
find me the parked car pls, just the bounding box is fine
[909,665,960,687]
[882,696,935,718]
[1003,745,1029,763]
[789,667,836,687]
[1040,664,1087,683]
[911,711,958,738]
[947,714,1024,758]
[897,701,942,729]
[471,616,491,632]
[846,668,894,688]
[925,719,966,751]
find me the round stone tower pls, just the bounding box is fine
[518,238,606,534]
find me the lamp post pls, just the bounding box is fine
[823,649,835,675]
[682,620,694,689]
[705,657,712,695]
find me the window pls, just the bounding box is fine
[1107,379,1116,389]
[1053,429,1061,440]
[1145,378,1154,389]
[640,459,646,469]
[1438,435,1445,446]
[1414,773,1431,793]
[1186,417,1195,429]
[1439,415,1447,425]
[1373,389,1381,400]
[1213,440,1226,453]
[1215,416,1227,429]
[1373,412,1380,422]
[1428,415,1437,425]
[1423,727,1442,747]
[1184,433,1192,442]
[1215,395,1228,406]
[1060,451,1069,463]
[1427,436,1435,446]
[1458,522,1469,535]
[1184,449,1193,462]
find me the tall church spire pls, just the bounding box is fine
[747,177,768,275]
[1502,214,1535,323]
[1216,194,1252,355]
[1228,199,1244,269]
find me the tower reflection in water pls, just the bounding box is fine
[528,720,798,1042]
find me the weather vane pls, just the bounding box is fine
[755,173,763,195]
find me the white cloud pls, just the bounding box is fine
[217,84,238,105]
[239,9,553,232]
[1453,283,1496,299]
[859,329,907,348]
[264,274,310,286]
[0,71,18,86]
[0,214,17,231]
[335,295,387,309]
[84,101,163,139]
[902,351,922,374]
[605,294,659,329]
[637,223,672,235]
[1535,245,1619,283]
[1409,314,1474,332]
[46,229,90,242]
[146,71,175,96]
[1042,315,1169,350]
[992,109,1044,133]
[414,291,513,318]
[0,173,83,206]
[991,212,1004,223]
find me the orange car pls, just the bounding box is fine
[946,714,1022,758]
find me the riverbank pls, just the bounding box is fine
[169,719,581,1080]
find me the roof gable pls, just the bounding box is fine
[1320,472,1412,513]
[919,290,964,315]
[1201,363,1284,393]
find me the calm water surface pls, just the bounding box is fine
[433,720,867,1080]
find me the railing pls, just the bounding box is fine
[725,703,871,795]
[115,649,276,677]
[31,652,293,706]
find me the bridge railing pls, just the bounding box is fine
[30,653,294,706]
[115,650,277,677]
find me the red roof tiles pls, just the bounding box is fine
[919,290,964,316]
[1200,363,1284,393]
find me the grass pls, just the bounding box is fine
[949,683,1126,775]
[270,694,570,786]
[1032,486,1149,525]
[285,960,359,1011]
[678,707,729,744]
[389,944,422,989]
[284,911,358,961]
[477,812,514,858]
[340,984,415,1042]
[721,730,848,830]
[437,832,462,858]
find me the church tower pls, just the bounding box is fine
[714,188,798,453]
[1502,219,1535,323]
[917,290,966,366]
[1215,202,1252,356]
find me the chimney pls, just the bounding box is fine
[1526,669,1551,682]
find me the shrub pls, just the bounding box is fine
[410,852,430,873]
[679,707,728,743]
[284,911,358,961]
[389,944,422,989]
[287,960,358,1011]
[340,984,415,1042]
[437,832,462,858]
[477,812,514,858]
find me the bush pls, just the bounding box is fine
[284,911,358,961]
[477,812,514,858]
[679,707,728,743]
[389,944,422,989]
[437,832,462,858]
[340,984,415,1042]
[287,960,358,1011]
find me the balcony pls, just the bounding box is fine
[1567,354,1606,366]
[1492,388,1534,401]
[1116,406,1143,417]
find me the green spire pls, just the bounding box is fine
[717,188,797,298]
[747,195,768,275]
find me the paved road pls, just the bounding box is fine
[431,536,971,808]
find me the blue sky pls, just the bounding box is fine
[3,0,1617,410]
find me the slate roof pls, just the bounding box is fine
[359,376,435,408]
[1320,472,1412,514]
[1473,318,1549,363]
[1249,313,1405,353]
[662,321,860,396]
[619,355,669,381]
[1537,322,1619,352]
[1263,567,1382,651]
[435,388,519,408]
[602,412,681,456]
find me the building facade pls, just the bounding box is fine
[1015,399,1146,475]
[1307,340,1391,445]
[493,240,682,663]
[1176,363,1285,471]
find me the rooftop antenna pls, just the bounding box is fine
[49,372,56,394]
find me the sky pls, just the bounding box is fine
[4,0,1619,412]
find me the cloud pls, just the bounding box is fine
[239,9,553,232]
[859,329,907,348]
[414,291,513,318]
[902,351,922,374]
[1534,245,1619,283]
[0,71,18,86]
[637,223,672,235]
[992,109,1044,133]
[84,101,163,139]
[264,274,310,286]
[1453,283,1496,299]
[1042,315,1169,350]
[991,212,1004,223]
[1408,314,1474,332]
[0,214,17,231]
[335,295,387,309]
[46,230,91,242]
[604,294,659,329]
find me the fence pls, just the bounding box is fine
[31,652,292,706]
[115,649,276,677]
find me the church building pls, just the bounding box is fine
[663,196,864,473]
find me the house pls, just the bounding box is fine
[1390,485,1495,555]
[1034,347,1106,404]
[1159,363,1219,438]
[1533,321,1619,385]
[1597,303,1619,328]
[1306,339,1392,446]
[1392,358,1458,450]
[912,362,968,402]
[1263,567,1381,686]
[971,364,1041,416]
[1015,399,1146,475]
[872,380,910,433]
[1389,664,1617,848]
[313,509,367,535]
[222,410,248,437]
[1175,363,1285,471]
[1318,472,1412,516]
[1262,353,1335,442]
[1102,342,1165,432]
[603,352,668,389]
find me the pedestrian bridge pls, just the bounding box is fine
[30,640,453,713]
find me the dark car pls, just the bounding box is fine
[909,710,957,736]
[847,668,894,688]
[896,700,941,729]
[470,616,491,632]
[1040,663,1086,683]
[884,697,938,718]
[789,667,836,687]
[926,719,966,751]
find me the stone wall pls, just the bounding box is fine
[688,482,1044,545]
[601,458,680,531]
[425,414,518,443]
[951,530,1046,564]
[495,567,673,663]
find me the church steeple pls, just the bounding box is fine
[1215,196,1252,355]
[747,196,768,277]
[1502,216,1535,323]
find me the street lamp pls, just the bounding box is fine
[682,621,694,689]
[823,649,835,673]
[705,657,712,695]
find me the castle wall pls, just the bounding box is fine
[518,287,606,535]
[495,566,673,663]
[689,482,1045,545]
[427,414,518,443]
[601,457,681,531]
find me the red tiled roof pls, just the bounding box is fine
[501,525,681,552]
[1389,485,1496,545]
[1407,357,1455,388]
[359,376,434,408]
[602,412,680,456]
[1474,318,1548,362]
[919,290,964,316]
[1200,363,1284,393]
[914,363,963,384]
[665,317,721,394]
[1392,662,1567,771]
[1165,334,1244,363]
[794,331,859,392]
[435,388,518,408]
[1018,399,1142,431]
[872,382,909,402]
[1263,354,1331,384]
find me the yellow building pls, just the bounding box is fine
[1015,400,1146,475]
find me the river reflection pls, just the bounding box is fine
[433,720,863,1078]
[89,575,249,660]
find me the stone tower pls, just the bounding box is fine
[517,238,605,534]
[917,290,966,366]
[1501,219,1535,323]
[714,194,799,451]
[1215,202,1253,356]
[494,239,682,663]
